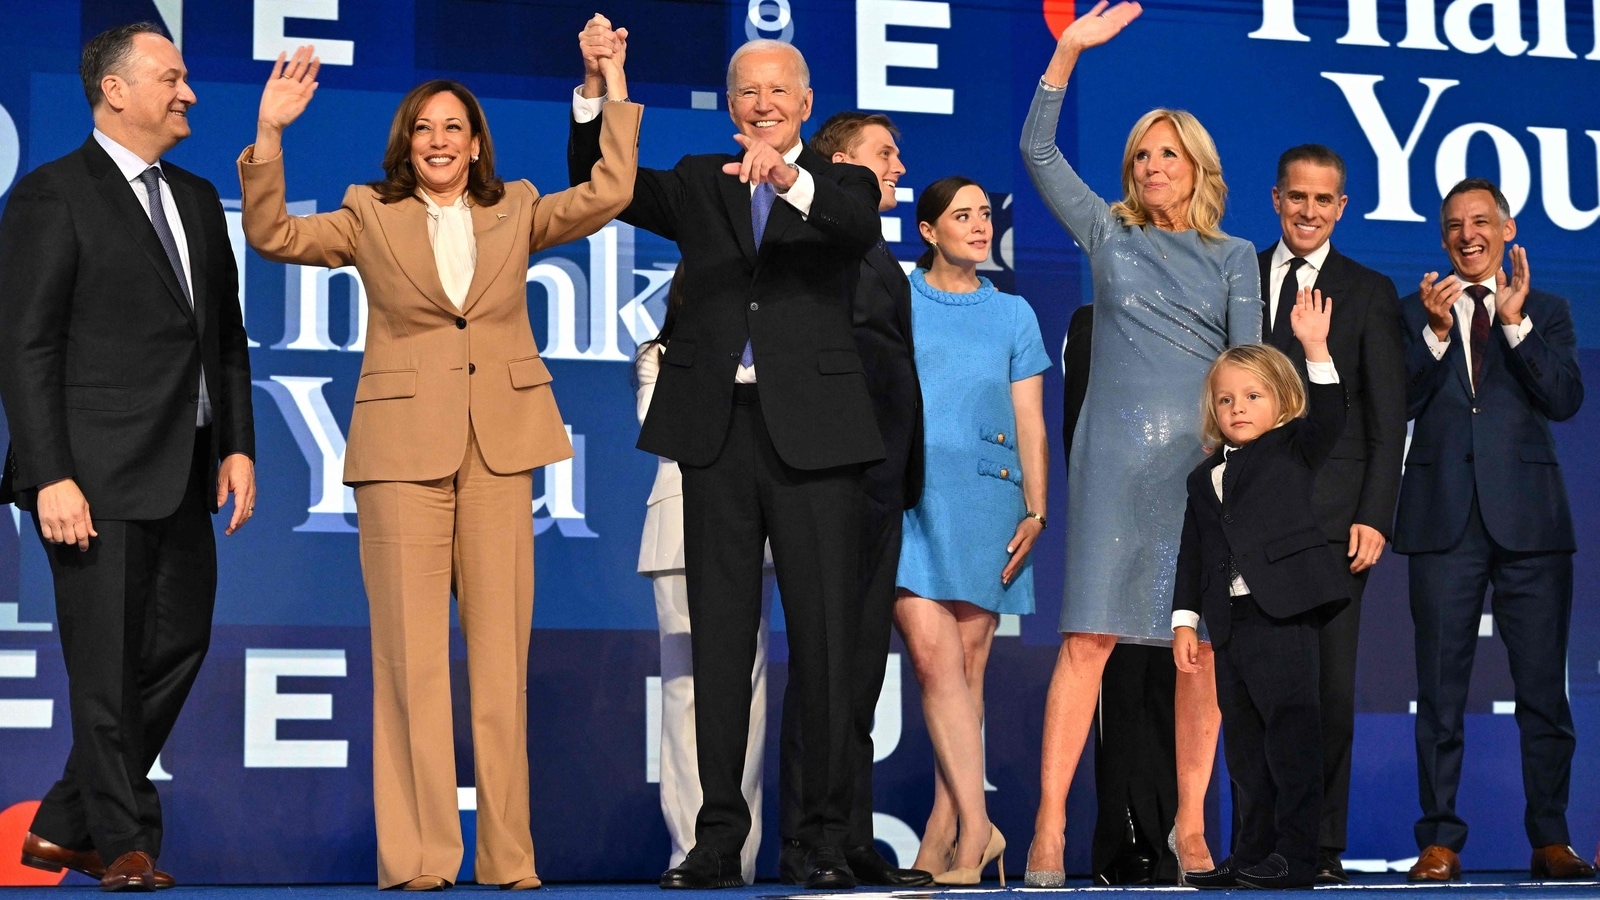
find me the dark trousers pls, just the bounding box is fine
[1316,544,1369,855]
[777,417,908,848]
[1408,494,1574,853]
[681,386,864,854]
[30,429,216,863]
[1214,595,1322,876]
[1092,644,1179,881]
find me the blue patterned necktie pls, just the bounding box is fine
[742,181,778,367]
[138,166,191,304]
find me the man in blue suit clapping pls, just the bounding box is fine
[1395,177,1590,884]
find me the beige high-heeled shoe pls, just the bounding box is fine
[933,825,1007,887]
[399,875,449,891]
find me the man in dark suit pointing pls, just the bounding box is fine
[569,25,884,890]
[0,22,256,891]
[1396,178,1590,883]
[1256,144,1405,884]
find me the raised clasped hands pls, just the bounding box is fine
[1495,244,1530,326]
[1419,270,1464,342]
[1290,285,1333,361]
[579,14,629,100]
[722,135,798,191]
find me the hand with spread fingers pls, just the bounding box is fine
[1044,0,1143,86]
[254,45,320,160]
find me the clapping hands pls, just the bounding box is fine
[1289,286,1333,362]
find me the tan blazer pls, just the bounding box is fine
[237,102,643,484]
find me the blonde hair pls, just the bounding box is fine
[1199,345,1305,451]
[1109,108,1228,241]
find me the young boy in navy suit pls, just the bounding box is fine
[1172,289,1349,890]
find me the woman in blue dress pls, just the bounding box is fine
[1017,1,1262,886]
[896,177,1052,886]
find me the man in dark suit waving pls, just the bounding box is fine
[569,25,884,890]
[0,22,255,891]
[1256,145,1406,884]
[1395,178,1590,883]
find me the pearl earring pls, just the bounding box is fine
[471,155,479,163]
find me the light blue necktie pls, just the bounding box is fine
[742,182,778,367]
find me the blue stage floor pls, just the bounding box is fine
[5,878,1600,898]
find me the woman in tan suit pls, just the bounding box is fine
[238,39,639,891]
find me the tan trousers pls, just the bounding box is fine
[355,426,536,888]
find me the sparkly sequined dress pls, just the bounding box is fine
[1021,84,1262,644]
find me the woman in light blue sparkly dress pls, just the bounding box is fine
[895,177,1052,886]
[1016,2,1262,886]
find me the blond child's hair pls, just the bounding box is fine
[1199,344,1306,451]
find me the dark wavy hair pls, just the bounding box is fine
[80,22,166,110]
[914,175,982,270]
[369,80,505,206]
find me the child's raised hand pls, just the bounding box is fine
[1172,626,1201,674]
[1290,286,1333,361]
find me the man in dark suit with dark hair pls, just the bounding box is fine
[1396,177,1590,884]
[0,22,255,891]
[1256,144,1406,884]
[569,28,884,890]
[771,110,930,887]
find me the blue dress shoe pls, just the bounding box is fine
[659,847,744,889]
[1235,853,1315,890]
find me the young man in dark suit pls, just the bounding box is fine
[773,111,930,887]
[569,26,885,889]
[1396,178,1591,883]
[1256,144,1406,883]
[0,22,255,891]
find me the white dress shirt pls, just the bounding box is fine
[93,128,210,427]
[1172,359,1340,634]
[572,89,821,385]
[1420,275,1533,378]
[1266,239,1331,332]
[420,191,477,309]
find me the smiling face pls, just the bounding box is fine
[1211,362,1281,446]
[1273,160,1347,258]
[410,90,480,204]
[727,47,813,154]
[1442,189,1516,284]
[100,33,196,158]
[919,183,991,267]
[1132,119,1196,227]
[833,123,905,212]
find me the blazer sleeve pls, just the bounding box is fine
[1401,293,1457,420]
[530,101,642,252]
[635,343,662,426]
[0,173,79,489]
[1503,294,1584,422]
[1293,380,1349,470]
[806,162,884,255]
[1172,497,1203,616]
[202,182,256,462]
[569,106,684,241]
[1354,274,1406,535]
[237,147,361,267]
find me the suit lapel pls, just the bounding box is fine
[1201,453,1226,512]
[460,199,517,315]
[88,143,196,331]
[866,242,914,345]
[717,156,759,262]
[757,146,826,251]
[169,176,208,337]
[369,195,457,316]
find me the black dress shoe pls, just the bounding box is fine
[803,846,858,890]
[1235,853,1315,890]
[1316,850,1351,885]
[1184,855,1244,889]
[845,845,933,886]
[659,847,744,889]
[778,839,808,886]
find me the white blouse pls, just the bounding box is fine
[421,191,476,309]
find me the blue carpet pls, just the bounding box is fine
[5,878,1600,898]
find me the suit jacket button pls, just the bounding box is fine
[1223,514,1234,524]
[729,351,738,358]
[455,317,467,329]
[1472,407,1480,414]
[749,302,759,311]
[468,363,476,374]
[1465,453,1473,462]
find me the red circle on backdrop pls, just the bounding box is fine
[0,801,67,885]
[1043,0,1077,39]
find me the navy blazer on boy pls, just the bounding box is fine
[1173,380,1349,646]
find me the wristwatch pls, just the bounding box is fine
[776,161,800,194]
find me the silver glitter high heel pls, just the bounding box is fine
[1023,840,1066,888]
[1168,828,1187,887]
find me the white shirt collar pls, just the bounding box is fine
[780,142,803,165]
[1271,237,1332,274]
[93,128,162,184]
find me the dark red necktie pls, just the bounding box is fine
[1466,283,1490,393]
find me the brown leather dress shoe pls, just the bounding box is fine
[1407,845,1461,882]
[22,831,107,878]
[100,851,157,892]
[1531,845,1597,880]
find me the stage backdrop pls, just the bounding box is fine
[1,0,1597,885]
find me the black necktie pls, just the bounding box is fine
[1270,256,1306,350]
[138,166,191,304]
